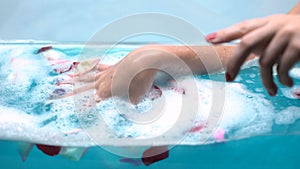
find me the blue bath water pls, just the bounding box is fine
[0,43,300,169]
[1,136,300,169]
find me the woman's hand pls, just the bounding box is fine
[59,47,159,104]
[92,60,157,104]
[207,14,300,96]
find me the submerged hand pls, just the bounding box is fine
[59,48,158,104]
[92,61,157,104]
[207,14,300,96]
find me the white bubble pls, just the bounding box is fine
[249,73,256,78]
[275,106,300,125]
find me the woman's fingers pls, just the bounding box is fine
[76,72,101,83]
[96,64,112,71]
[57,72,100,86]
[52,74,101,99]
[74,63,111,77]
[72,83,95,96]
[258,30,291,95]
[226,25,275,81]
[95,83,111,102]
[259,62,278,96]
[56,79,73,85]
[260,29,291,94]
[278,44,300,87]
[54,64,113,102]
[208,14,300,96]
[260,30,290,66]
[51,81,95,100]
[74,58,100,76]
[207,17,269,43]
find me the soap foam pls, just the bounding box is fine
[0,44,299,147]
[275,106,300,125]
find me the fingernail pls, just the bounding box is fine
[268,88,277,96]
[268,90,275,96]
[225,72,233,82]
[205,33,217,42]
[94,95,102,102]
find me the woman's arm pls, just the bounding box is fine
[69,45,242,104]
[121,45,236,75]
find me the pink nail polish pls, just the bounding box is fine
[206,33,217,42]
[225,72,233,82]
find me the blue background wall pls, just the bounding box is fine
[0,0,298,42]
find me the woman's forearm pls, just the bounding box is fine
[122,45,236,77]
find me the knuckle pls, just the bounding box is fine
[277,66,287,76]
[239,37,253,49]
[289,41,300,51]
[237,22,250,34]
[280,25,295,36]
[259,58,272,67]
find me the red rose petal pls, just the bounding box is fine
[292,89,300,100]
[36,144,61,156]
[142,146,169,166]
[169,86,186,95]
[37,46,52,54]
[148,85,162,100]
[189,124,205,133]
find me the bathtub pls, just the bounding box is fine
[0,42,299,169]
[1,0,300,168]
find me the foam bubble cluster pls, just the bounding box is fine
[275,106,300,125]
